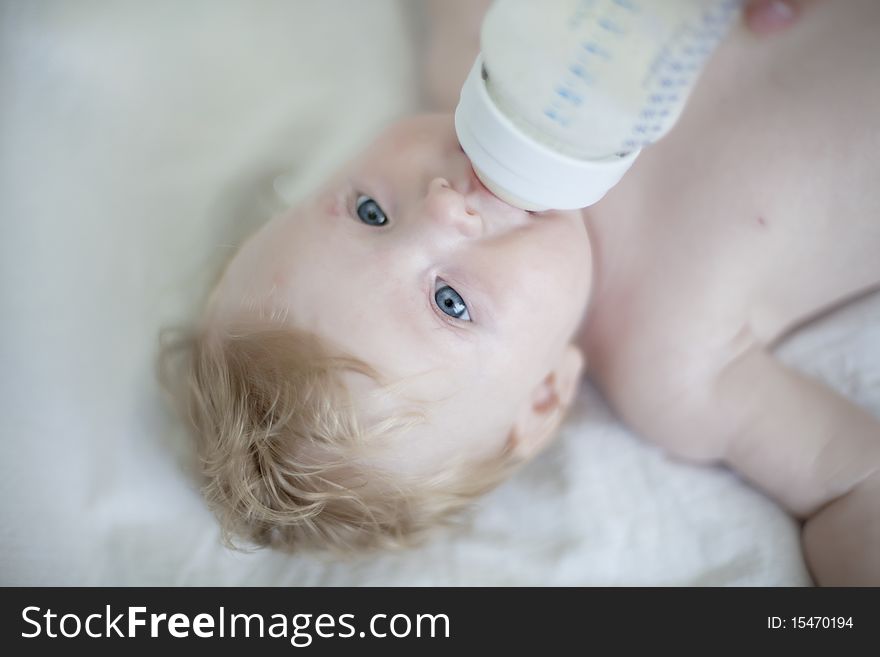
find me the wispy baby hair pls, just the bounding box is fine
[158,320,517,554]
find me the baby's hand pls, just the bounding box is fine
[744,0,801,35]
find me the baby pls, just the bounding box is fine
[160,0,880,584]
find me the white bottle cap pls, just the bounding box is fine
[455,55,640,211]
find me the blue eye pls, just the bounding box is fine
[435,283,471,322]
[355,195,387,226]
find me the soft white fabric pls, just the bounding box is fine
[2,1,875,586]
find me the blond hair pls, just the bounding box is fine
[157,320,519,554]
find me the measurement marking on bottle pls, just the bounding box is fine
[556,86,583,106]
[582,41,612,60]
[598,18,624,35]
[569,64,595,84]
[612,0,638,11]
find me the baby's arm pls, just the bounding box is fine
[422,0,491,111]
[716,344,880,585]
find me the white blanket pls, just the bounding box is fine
[3,0,876,586]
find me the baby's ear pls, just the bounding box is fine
[508,345,585,462]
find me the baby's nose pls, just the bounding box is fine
[423,177,483,239]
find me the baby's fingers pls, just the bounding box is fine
[744,0,799,35]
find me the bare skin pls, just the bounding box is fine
[579,0,880,584]
[428,0,880,584]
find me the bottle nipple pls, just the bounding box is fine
[472,166,548,212]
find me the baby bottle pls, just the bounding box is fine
[455,0,744,210]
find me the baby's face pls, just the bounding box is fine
[210,114,593,473]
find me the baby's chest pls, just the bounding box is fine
[610,15,880,342]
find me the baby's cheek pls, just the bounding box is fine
[318,193,340,217]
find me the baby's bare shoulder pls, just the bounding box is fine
[581,0,880,456]
[582,275,755,463]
